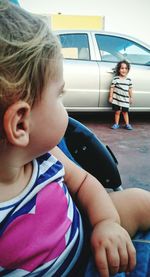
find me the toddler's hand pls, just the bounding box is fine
[109,96,113,103]
[130,97,133,104]
[91,220,136,277]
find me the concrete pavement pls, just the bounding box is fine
[70,112,150,191]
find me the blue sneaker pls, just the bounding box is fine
[124,124,133,130]
[111,123,120,129]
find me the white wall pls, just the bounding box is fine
[20,0,150,45]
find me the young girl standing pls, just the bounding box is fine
[109,60,133,130]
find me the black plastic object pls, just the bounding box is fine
[62,117,122,189]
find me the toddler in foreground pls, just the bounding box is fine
[1,1,150,276]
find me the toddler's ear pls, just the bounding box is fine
[3,101,31,147]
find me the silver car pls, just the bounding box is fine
[56,30,150,112]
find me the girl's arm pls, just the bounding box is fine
[109,86,114,103]
[129,87,133,104]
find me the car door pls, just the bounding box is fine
[93,33,150,111]
[57,32,100,111]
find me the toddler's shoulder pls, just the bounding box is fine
[36,152,65,178]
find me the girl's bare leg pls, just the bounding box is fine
[115,110,121,125]
[122,111,129,125]
[109,188,150,237]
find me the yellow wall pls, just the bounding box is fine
[50,15,104,30]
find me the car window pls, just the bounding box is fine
[96,34,150,65]
[58,34,90,60]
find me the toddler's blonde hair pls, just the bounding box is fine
[0,0,61,119]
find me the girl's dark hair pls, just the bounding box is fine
[115,60,131,76]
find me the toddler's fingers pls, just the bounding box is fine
[95,248,109,277]
[126,242,136,272]
[118,244,129,272]
[107,248,120,275]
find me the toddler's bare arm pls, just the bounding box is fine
[51,147,136,276]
